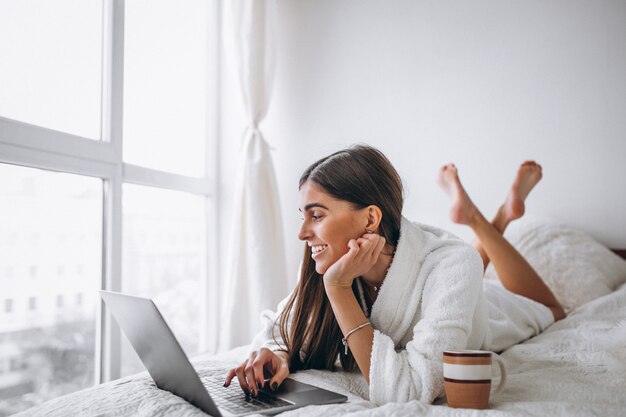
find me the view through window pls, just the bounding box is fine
[0,164,102,416]
[0,0,214,414]
[0,0,103,139]
[121,184,206,377]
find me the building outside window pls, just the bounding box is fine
[0,0,219,415]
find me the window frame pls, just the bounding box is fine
[0,0,221,385]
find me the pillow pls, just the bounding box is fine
[483,215,626,313]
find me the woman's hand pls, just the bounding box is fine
[224,348,290,396]
[323,233,386,289]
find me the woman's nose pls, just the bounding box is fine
[298,221,311,241]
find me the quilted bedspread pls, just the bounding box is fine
[17,281,626,417]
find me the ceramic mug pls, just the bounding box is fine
[443,350,507,409]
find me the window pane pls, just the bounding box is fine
[123,0,209,177]
[0,164,102,415]
[0,0,103,139]
[121,184,206,377]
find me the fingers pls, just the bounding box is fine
[225,352,257,395]
[347,238,359,253]
[226,349,289,395]
[358,234,387,265]
[224,367,237,387]
[357,234,382,253]
[252,348,273,391]
[355,236,373,257]
[225,350,276,397]
[268,355,290,391]
[224,360,250,394]
[235,362,249,394]
[245,352,259,396]
[373,235,386,260]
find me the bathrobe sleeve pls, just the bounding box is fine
[249,294,292,353]
[250,262,302,353]
[369,244,485,404]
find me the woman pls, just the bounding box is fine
[224,144,565,404]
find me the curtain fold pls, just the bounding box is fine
[220,0,288,350]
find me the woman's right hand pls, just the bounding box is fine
[224,347,290,396]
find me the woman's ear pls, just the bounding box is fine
[365,205,383,232]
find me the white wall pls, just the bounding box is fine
[219,0,626,290]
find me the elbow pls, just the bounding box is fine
[550,305,567,322]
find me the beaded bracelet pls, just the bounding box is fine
[341,321,372,355]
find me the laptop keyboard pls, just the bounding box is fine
[202,375,292,415]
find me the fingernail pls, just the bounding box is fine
[271,382,278,391]
[223,382,227,387]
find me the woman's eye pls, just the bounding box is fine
[312,215,322,221]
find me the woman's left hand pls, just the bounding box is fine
[323,233,386,289]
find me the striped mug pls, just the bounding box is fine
[443,350,507,409]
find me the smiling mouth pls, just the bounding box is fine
[311,245,328,259]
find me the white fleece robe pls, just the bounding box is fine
[251,216,554,404]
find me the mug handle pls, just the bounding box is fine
[492,353,507,395]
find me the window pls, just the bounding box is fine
[123,0,209,177]
[5,267,14,279]
[121,184,206,376]
[0,0,219,414]
[10,358,21,372]
[0,0,103,139]
[0,165,101,413]
[28,297,37,311]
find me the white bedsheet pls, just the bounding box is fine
[16,281,626,417]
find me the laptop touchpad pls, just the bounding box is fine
[274,378,318,393]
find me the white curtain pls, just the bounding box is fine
[220,0,288,350]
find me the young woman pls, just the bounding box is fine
[224,144,565,404]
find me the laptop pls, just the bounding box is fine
[100,290,347,416]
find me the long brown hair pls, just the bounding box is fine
[277,144,404,372]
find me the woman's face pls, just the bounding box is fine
[298,180,367,275]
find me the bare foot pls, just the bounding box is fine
[437,163,478,225]
[501,161,543,222]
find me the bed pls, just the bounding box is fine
[16,216,626,417]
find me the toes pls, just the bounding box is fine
[440,163,456,172]
[522,160,542,168]
[520,161,542,172]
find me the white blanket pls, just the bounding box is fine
[17,281,626,417]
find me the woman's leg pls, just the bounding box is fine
[437,163,566,321]
[472,209,510,270]
[472,161,543,270]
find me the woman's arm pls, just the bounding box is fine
[322,235,387,383]
[325,286,374,383]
